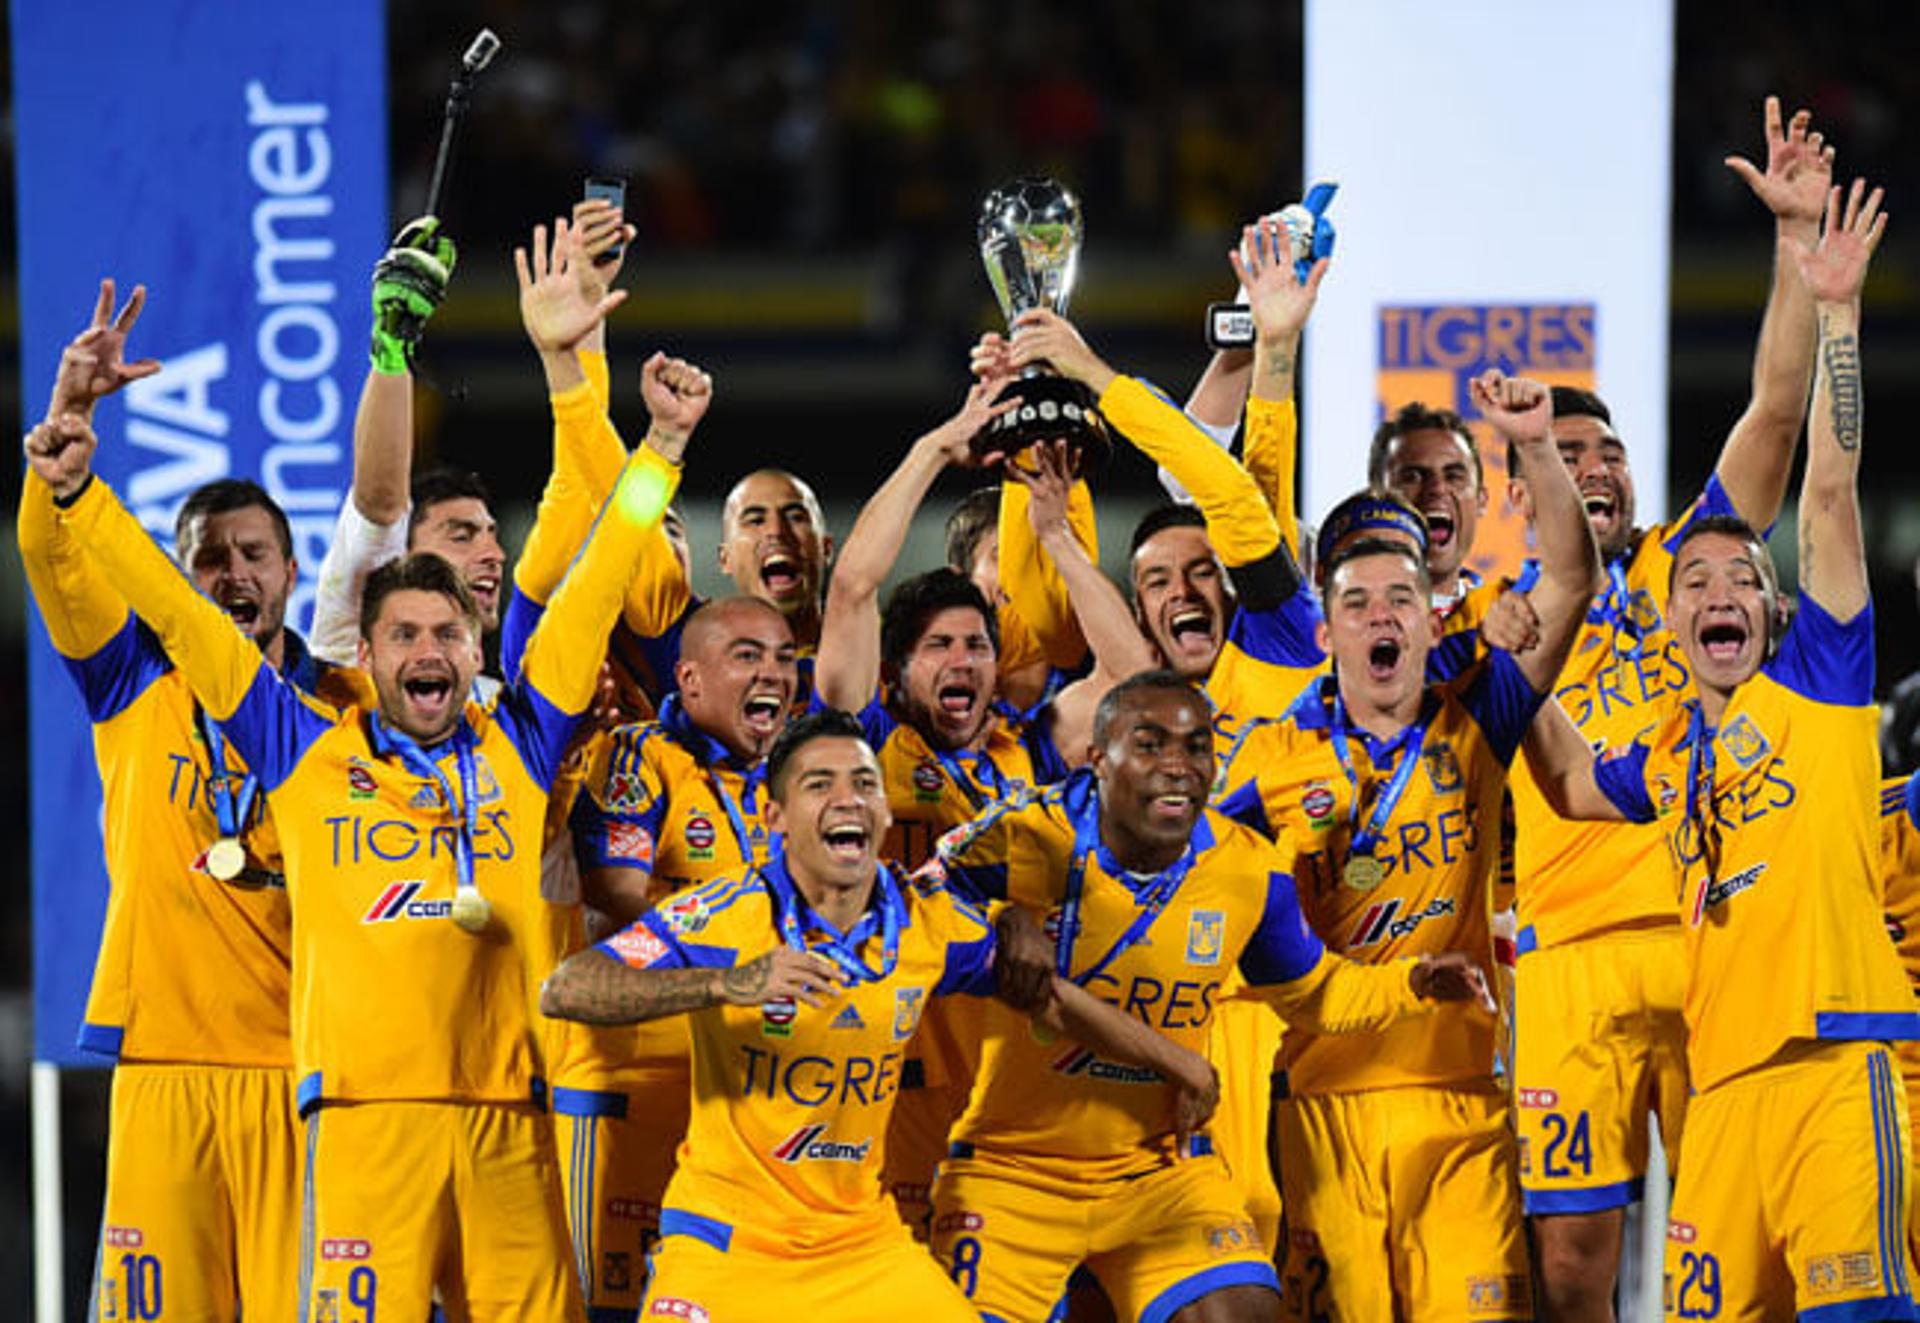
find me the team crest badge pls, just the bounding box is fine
[1720,714,1770,768]
[473,754,501,803]
[1185,910,1225,966]
[893,986,926,1041]
[1422,742,1463,795]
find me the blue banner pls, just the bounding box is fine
[12,0,388,1064]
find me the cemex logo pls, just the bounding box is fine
[363,881,451,922]
[771,1124,872,1164]
[1346,897,1455,949]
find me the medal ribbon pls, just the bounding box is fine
[765,858,903,983]
[372,717,481,901]
[1053,806,1200,986]
[1589,559,1648,660]
[1684,703,1721,927]
[932,744,1006,813]
[704,765,765,868]
[195,707,260,841]
[1327,689,1435,868]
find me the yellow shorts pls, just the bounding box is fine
[1904,1041,1920,1268]
[554,1077,691,1322]
[89,1062,300,1323]
[1512,925,1689,1216]
[1277,1084,1531,1322]
[885,1078,968,1239]
[930,1149,1277,1323]
[642,1214,976,1323]
[1663,1041,1918,1321]
[300,1099,583,1323]
[1206,990,1284,1255]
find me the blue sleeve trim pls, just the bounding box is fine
[634,606,693,701]
[59,615,168,723]
[1225,590,1326,669]
[496,681,580,794]
[76,1022,123,1058]
[943,861,1009,905]
[659,1207,733,1253]
[1800,1299,1920,1322]
[1521,1176,1643,1214]
[296,1071,324,1116]
[1139,1261,1280,1323]
[1816,1010,1920,1041]
[499,587,544,683]
[1593,746,1657,824]
[935,912,999,998]
[221,663,332,793]
[1906,771,1920,832]
[1662,472,1741,553]
[1459,649,1548,766]
[1766,594,1875,707]
[1213,779,1273,839]
[551,1086,630,1118]
[1239,872,1326,986]
[1514,925,1539,958]
[1424,629,1481,687]
[570,784,668,873]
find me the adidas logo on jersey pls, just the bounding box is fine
[771,1124,872,1164]
[830,1005,866,1030]
[362,880,451,922]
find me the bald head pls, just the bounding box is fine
[680,595,791,664]
[717,468,833,622]
[674,595,799,763]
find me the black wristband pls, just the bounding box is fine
[1227,541,1304,614]
[52,472,95,509]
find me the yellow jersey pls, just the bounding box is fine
[935,772,1432,1189]
[1878,773,1920,1090]
[1213,652,1541,1094]
[1502,479,1737,954]
[1592,595,1919,1092]
[60,449,680,1110]
[596,853,999,1255]
[557,697,777,1096]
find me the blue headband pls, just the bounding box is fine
[1315,495,1429,571]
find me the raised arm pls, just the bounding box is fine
[1471,372,1603,691]
[814,381,1013,711]
[1791,179,1885,621]
[1520,700,1634,823]
[1231,216,1329,555]
[1714,96,1834,526]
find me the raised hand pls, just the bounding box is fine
[1480,588,1542,655]
[24,411,100,500]
[571,197,637,312]
[1227,215,1329,345]
[50,279,162,418]
[1725,95,1834,228]
[515,217,629,355]
[1005,438,1075,540]
[1007,308,1113,390]
[717,946,846,1009]
[925,375,1021,467]
[1789,179,1888,306]
[969,331,1015,383]
[370,216,457,373]
[638,351,714,462]
[1469,369,1552,445]
[1411,952,1499,1014]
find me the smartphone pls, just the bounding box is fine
[583,176,629,265]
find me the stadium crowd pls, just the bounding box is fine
[18,92,1917,1323]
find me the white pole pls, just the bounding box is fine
[32,1061,63,1323]
[1635,1123,1673,1321]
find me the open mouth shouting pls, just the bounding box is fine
[1580,486,1620,540]
[742,690,787,739]
[1697,616,1751,668]
[1146,788,1198,829]
[466,573,501,618]
[760,550,804,599]
[399,665,459,728]
[217,590,263,632]
[1162,603,1219,665]
[1366,634,1405,684]
[820,819,871,865]
[1422,506,1456,552]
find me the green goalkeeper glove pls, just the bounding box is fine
[370,216,457,375]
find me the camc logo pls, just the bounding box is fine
[771,1124,872,1164]
[362,881,451,922]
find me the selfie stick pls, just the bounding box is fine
[423,29,501,220]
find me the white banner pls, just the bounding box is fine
[1303,0,1673,572]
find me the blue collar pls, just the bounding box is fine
[760,846,912,938]
[278,627,321,695]
[660,694,762,777]
[1291,675,1436,764]
[1058,767,1216,897]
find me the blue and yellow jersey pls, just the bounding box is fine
[59,448,680,1109]
[935,771,1432,1188]
[996,474,1098,675]
[1213,653,1541,1094]
[18,473,369,1069]
[1241,394,1300,557]
[1877,773,1920,1094]
[596,852,998,1254]
[1594,595,1919,1093]
[1495,479,1737,953]
[557,696,777,1094]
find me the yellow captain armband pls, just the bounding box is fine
[617,448,680,527]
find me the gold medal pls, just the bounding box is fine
[450,889,492,933]
[1342,854,1384,891]
[206,837,246,882]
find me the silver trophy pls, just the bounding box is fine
[974,177,1108,473]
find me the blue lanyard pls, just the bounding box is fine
[1326,690,1434,862]
[1053,811,1199,986]
[766,859,903,984]
[705,766,764,868]
[1589,559,1648,660]
[195,708,259,839]
[1684,703,1719,925]
[373,718,480,893]
[932,745,1006,812]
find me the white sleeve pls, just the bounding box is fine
[309,498,410,665]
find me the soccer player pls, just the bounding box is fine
[1490,98,1837,1318]
[25,257,676,1320]
[18,282,362,1322]
[1528,177,1917,1321]
[817,382,1156,1231]
[1213,367,1600,1321]
[929,672,1494,1322]
[1880,771,1920,1268]
[539,709,1219,1322]
[550,594,798,1315]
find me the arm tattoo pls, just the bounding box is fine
[721,958,770,1002]
[1258,350,1294,382]
[1821,333,1862,453]
[547,950,723,1025]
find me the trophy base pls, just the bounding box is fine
[972,375,1110,477]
